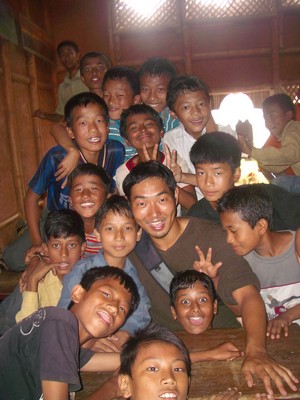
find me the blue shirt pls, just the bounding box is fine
[58,252,151,334]
[160,107,180,133]
[29,140,125,210]
[108,119,137,161]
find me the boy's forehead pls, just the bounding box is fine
[127,113,156,124]
[263,102,284,114]
[103,77,131,91]
[82,56,106,68]
[100,210,135,224]
[177,89,208,101]
[141,72,171,82]
[195,162,232,170]
[58,45,77,55]
[71,173,106,187]
[72,103,106,117]
[176,282,210,297]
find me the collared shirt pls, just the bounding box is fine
[56,69,88,115]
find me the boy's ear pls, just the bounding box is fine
[174,186,179,206]
[71,284,86,304]
[233,167,241,183]
[256,218,269,235]
[41,242,49,256]
[170,109,178,120]
[133,94,142,105]
[118,375,132,399]
[80,242,87,257]
[66,126,75,140]
[136,227,142,242]
[125,138,132,147]
[213,299,218,315]
[170,306,177,321]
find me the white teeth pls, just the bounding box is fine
[81,202,94,207]
[160,394,177,398]
[89,137,101,143]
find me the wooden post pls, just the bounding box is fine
[1,41,25,216]
[27,53,44,161]
[271,0,280,86]
[107,0,117,65]
[178,0,192,74]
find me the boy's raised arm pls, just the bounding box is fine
[41,380,69,400]
[24,188,44,251]
[231,285,299,397]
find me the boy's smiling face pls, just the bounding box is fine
[195,162,240,209]
[67,103,109,157]
[125,112,164,151]
[119,341,189,400]
[171,90,211,139]
[72,277,132,341]
[220,211,262,256]
[171,281,217,335]
[98,211,141,266]
[69,174,107,221]
[140,73,170,113]
[263,103,293,140]
[102,78,140,121]
[81,56,108,92]
[46,235,85,279]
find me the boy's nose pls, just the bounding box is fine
[148,202,161,218]
[107,301,118,316]
[114,228,125,240]
[161,371,176,386]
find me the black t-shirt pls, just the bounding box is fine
[0,307,93,400]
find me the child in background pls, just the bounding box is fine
[218,185,300,339]
[163,75,237,199]
[80,51,112,97]
[68,163,111,256]
[139,57,180,132]
[115,104,196,209]
[187,131,300,231]
[58,195,151,350]
[118,323,241,400]
[0,267,139,400]
[170,270,242,362]
[238,93,300,192]
[102,66,141,160]
[15,209,86,323]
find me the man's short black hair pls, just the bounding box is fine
[79,52,112,75]
[123,161,177,200]
[102,66,140,96]
[217,184,274,230]
[44,209,86,243]
[262,93,296,120]
[167,75,210,112]
[139,57,176,80]
[97,195,136,228]
[67,163,111,194]
[119,323,191,378]
[79,266,140,318]
[170,270,217,307]
[57,40,79,54]
[190,131,241,171]
[119,104,164,139]
[64,92,109,128]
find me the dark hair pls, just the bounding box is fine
[57,40,79,54]
[79,266,140,317]
[80,51,112,75]
[120,323,191,378]
[139,57,176,80]
[44,209,85,243]
[67,163,111,193]
[64,92,109,127]
[119,104,164,139]
[262,93,296,120]
[167,75,210,112]
[123,161,177,200]
[217,184,274,230]
[102,66,140,96]
[97,194,135,227]
[190,131,241,171]
[170,270,216,307]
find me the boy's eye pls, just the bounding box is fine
[97,118,105,124]
[105,226,114,231]
[124,226,133,231]
[183,106,190,111]
[196,171,205,176]
[68,243,77,249]
[147,366,158,372]
[101,290,110,298]
[198,297,208,303]
[174,367,186,373]
[141,87,149,93]
[157,87,166,93]
[119,306,127,314]
[79,121,87,126]
[181,299,190,306]
[52,243,60,249]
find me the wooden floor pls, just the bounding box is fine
[76,325,300,400]
[0,269,21,301]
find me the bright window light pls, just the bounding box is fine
[212,92,269,148]
[195,0,230,6]
[122,0,165,18]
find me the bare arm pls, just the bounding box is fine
[177,184,197,210]
[190,342,243,363]
[231,285,299,396]
[80,352,120,372]
[33,109,64,123]
[24,188,43,247]
[41,380,69,400]
[267,304,300,339]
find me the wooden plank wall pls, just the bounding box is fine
[0,0,56,252]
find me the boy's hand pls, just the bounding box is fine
[209,387,241,400]
[82,331,130,353]
[24,245,46,265]
[193,246,222,279]
[26,259,55,292]
[242,352,299,397]
[266,315,291,340]
[237,134,251,156]
[142,143,160,161]
[164,144,183,183]
[55,147,80,188]
[209,342,243,361]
